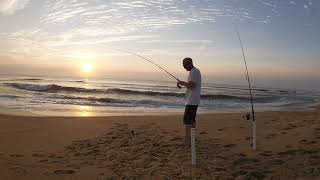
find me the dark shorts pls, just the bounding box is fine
[183,105,198,125]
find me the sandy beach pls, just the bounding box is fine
[0,106,319,180]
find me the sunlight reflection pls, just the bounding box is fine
[79,106,93,117]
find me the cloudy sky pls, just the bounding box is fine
[0,0,319,90]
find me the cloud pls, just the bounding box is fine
[0,0,30,15]
[289,1,297,6]
[0,0,293,59]
[41,0,274,28]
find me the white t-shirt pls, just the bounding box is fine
[185,67,201,105]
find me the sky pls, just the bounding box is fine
[0,0,319,90]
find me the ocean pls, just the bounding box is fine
[0,75,319,116]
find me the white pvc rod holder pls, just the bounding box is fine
[191,128,197,165]
[253,121,256,150]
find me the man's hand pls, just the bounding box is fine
[177,81,195,89]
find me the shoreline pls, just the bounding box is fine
[1,101,319,118]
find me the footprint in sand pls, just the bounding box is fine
[233,157,260,166]
[278,149,301,156]
[259,153,272,157]
[48,154,57,158]
[237,171,268,180]
[169,137,182,142]
[66,145,76,151]
[236,153,247,157]
[289,123,298,128]
[283,127,293,130]
[310,154,320,160]
[10,154,24,158]
[266,159,285,166]
[224,144,237,149]
[302,149,319,155]
[302,167,320,177]
[39,159,49,162]
[0,152,5,158]
[307,141,317,145]
[54,169,76,175]
[9,166,28,175]
[32,153,46,158]
[266,133,277,139]
[299,139,308,144]
[259,151,273,157]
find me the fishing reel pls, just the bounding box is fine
[243,112,251,121]
[176,79,182,89]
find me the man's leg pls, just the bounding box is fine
[189,106,197,144]
[184,105,198,146]
[185,124,193,145]
[191,105,198,129]
[183,105,190,146]
[192,122,196,128]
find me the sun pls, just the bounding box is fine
[82,63,93,73]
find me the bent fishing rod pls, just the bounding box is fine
[233,22,256,150]
[113,49,182,88]
[233,23,255,121]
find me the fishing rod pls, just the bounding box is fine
[233,21,257,150]
[113,49,182,88]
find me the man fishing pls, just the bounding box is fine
[177,57,202,146]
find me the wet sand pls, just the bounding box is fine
[0,106,319,179]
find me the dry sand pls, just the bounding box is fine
[0,106,319,180]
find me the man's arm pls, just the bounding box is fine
[177,81,196,89]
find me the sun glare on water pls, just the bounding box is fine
[79,106,92,117]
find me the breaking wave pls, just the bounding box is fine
[4,83,253,101]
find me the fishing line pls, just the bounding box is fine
[112,49,182,88]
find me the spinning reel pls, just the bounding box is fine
[243,112,252,121]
